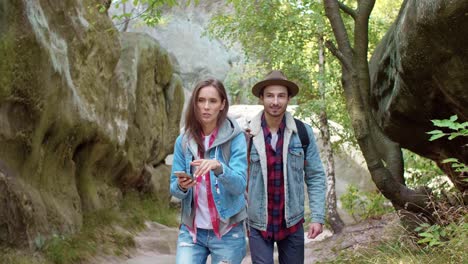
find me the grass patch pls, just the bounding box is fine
[119,191,180,230]
[0,246,47,264]
[321,212,468,264]
[1,191,179,264]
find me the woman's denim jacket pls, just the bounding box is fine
[247,111,326,231]
[170,117,248,231]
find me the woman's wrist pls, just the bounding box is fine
[178,183,187,192]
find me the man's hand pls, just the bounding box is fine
[307,222,323,239]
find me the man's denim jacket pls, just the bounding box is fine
[247,111,326,231]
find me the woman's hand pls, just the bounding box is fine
[177,174,196,191]
[191,159,221,178]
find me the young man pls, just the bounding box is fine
[246,70,326,264]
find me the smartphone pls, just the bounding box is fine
[174,171,192,180]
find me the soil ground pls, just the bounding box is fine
[90,213,399,263]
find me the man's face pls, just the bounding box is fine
[260,85,290,118]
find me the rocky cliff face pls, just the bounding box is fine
[369,0,468,192]
[0,0,183,246]
[110,1,240,94]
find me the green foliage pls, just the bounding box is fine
[339,185,394,222]
[207,0,401,149]
[109,0,198,28]
[427,115,468,141]
[207,0,353,144]
[119,191,179,229]
[44,233,96,264]
[402,149,455,196]
[0,246,47,264]
[368,0,404,53]
[323,215,468,264]
[414,223,446,247]
[427,115,468,176]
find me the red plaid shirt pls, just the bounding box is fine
[260,114,304,241]
[187,128,223,242]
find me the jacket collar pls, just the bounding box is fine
[186,116,241,155]
[248,110,297,136]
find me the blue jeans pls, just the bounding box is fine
[176,224,247,264]
[248,225,304,264]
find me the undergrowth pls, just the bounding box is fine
[322,195,467,264]
[0,190,179,264]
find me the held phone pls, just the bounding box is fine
[174,171,192,180]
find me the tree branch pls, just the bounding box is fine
[325,40,352,71]
[338,1,356,19]
[323,0,353,63]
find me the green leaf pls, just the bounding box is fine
[442,158,459,163]
[417,237,432,244]
[429,133,446,141]
[448,132,463,140]
[440,230,446,237]
[418,232,433,238]
[426,130,444,135]
[449,115,458,122]
[429,240,442,247]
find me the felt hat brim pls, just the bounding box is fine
[251,71,299,98]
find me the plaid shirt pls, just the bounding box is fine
[260,114,304,241]
[187,129,223,242]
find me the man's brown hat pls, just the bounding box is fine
[251,70,299,98]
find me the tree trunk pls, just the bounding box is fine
[318,35,345,233]
[323,0,434,222]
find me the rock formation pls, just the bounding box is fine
[0,0,183,247]
[109,1,241,94]
[369,0,468,193]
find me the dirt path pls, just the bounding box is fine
[91,214,398,263]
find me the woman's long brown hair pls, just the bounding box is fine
[184,79,229,153]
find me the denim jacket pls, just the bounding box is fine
[247,111,326,231]
[170,117,248,231]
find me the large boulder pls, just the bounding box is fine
[0,0,183,247]
[369,0,468,191]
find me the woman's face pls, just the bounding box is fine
[196,85,225,128]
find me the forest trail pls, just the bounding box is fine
[90,213,398,263]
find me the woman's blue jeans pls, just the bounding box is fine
[176,224,247,264]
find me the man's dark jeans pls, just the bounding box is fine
[248,225,304,264]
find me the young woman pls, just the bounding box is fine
[170,79,247,264]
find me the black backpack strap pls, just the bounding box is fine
[246,128,253,193]
[294,118,309,158]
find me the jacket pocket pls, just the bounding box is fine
[288,146,304,173]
